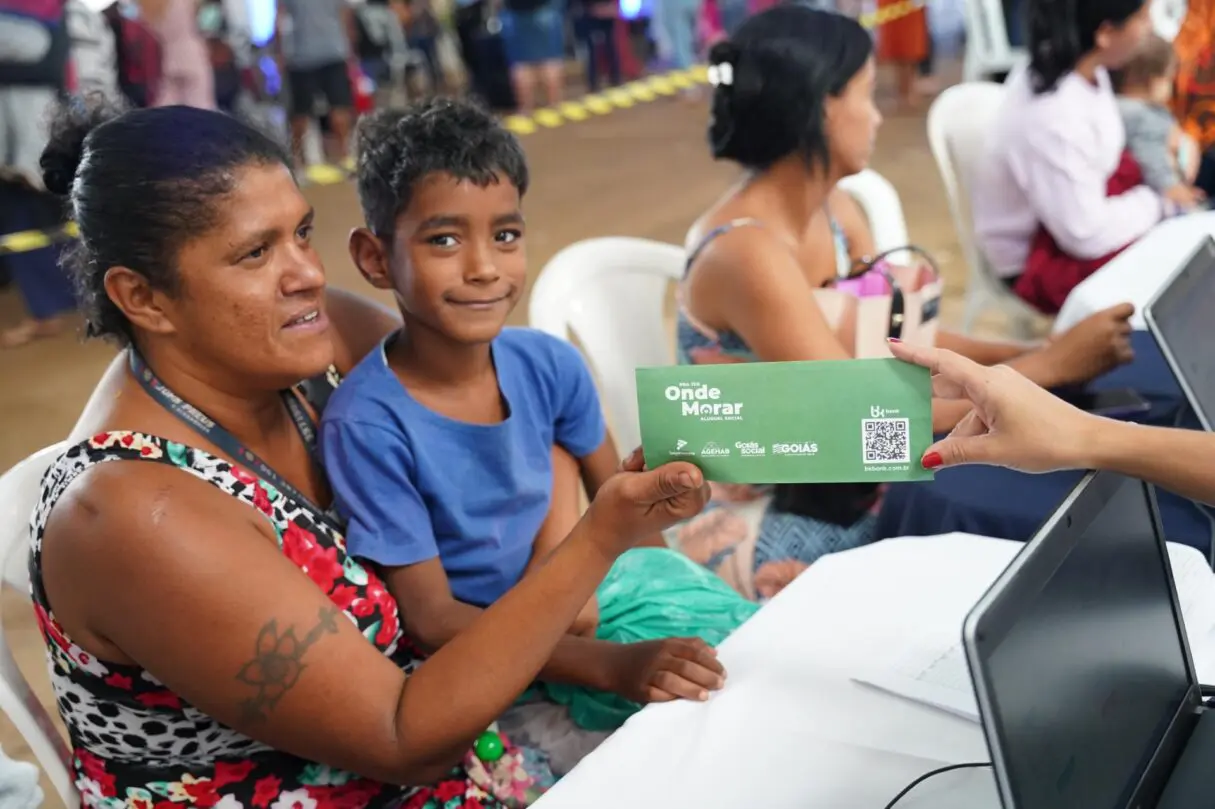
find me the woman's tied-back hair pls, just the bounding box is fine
[354,97,529,242]
[40,97,291,345]
[707,4,872,172]
[1027,0,1147,93]
[1109,32,1176,92]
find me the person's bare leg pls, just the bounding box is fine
[511,64,538,114]
[327,107,354,165]
[896,61,915,106]
[541,59,564,107]
[289,115,310,170]
[0,315,67,349]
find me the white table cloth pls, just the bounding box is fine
[1054,211,1215,334]
[534,533,1215,809]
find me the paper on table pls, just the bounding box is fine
[855,646,980,722]
[853,542,1215,723]
[1168,543,1215,638]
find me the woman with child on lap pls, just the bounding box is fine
[972,0,1205,314]
[33,99,728,808]
[671,4,1141,600]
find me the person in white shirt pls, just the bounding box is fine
[66,0,121,99]
[970,0,1194,313]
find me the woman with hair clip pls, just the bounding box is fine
[668,4,1140,601]
[971,0,1183,314]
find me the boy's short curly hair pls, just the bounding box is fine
[354,98,530,240]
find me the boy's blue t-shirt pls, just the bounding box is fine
[319,327,607,607]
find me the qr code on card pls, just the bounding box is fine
[862,418,910,464]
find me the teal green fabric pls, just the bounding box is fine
[543,547,760,731]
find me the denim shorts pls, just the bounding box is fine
[500,4,566,66]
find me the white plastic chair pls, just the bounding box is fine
[836,169,910,254]
[529,238,685,453]
[927,82,1040,337]
[961,0,1028,81]
[0,442,79,809]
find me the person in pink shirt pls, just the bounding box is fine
[971,0,1198,313]
[140,0,215,108]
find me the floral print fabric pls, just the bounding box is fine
[30,431,550,809]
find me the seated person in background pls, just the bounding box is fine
[672,5,1137,600]
[319,98,728,749]
[972,0,1194,314]
[1112,33,1205,209]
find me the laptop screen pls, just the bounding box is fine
[977,475,1192,809]
[1149,237,1215,430]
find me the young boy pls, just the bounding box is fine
[1111,34,1206,211]
[319,98,725,726]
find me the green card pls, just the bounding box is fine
[636,359,935,484]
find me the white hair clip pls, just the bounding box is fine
[708,62,734,88]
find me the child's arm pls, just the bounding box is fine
[1123,105,1187,194]
[380,562,488,650]
[1173,125,1202,186]
[323,415,724,700]
[544,334,670,548]
[529,446,599,636]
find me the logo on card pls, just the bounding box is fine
[700,441,731,457]
[772,441,819,456]
[670,439,694,457]
[665,383,745,421]
[735,441,766,456]
[870,406,902,419]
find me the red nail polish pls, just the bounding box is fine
[887,337,902,343]
[922,452,943,470]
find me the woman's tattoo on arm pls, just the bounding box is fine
[236,606,341,722]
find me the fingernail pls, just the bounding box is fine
[887,337,902,343]
[699,690,709,701]
[678,472,695,489]
[922,451,943,470]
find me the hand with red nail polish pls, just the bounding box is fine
[887,340,1103,473]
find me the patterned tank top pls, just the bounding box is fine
[30,429,521,808]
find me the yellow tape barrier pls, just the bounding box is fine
[858,0,925,28]
[0,4,923,257]
[0,222,78,258]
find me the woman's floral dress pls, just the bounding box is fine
[30,431,550,809]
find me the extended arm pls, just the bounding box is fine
[1085,419,1215,505]
[41,463,621,787]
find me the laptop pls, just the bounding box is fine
[1145,236,1215,431]
[962,470,1215,809]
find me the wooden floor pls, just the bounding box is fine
[0,63,1017,805]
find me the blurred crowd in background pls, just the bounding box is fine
[8,0,1199,351]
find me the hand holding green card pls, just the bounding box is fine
[636,358,935,484]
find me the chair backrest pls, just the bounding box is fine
[926,82,1009,298]
[963,0,1015,66]
[529,237,686,453]
[0,443,79,809]
[836,168,910,254]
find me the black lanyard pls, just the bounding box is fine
[128,350,344,532]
